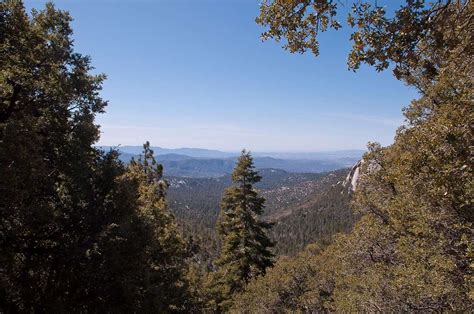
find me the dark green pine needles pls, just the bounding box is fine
[208,150,274,311]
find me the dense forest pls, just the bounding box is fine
[1,0,472,312]
[168,168,356,257]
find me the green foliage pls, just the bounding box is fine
[339,39,473,310]
[0,3,194,312]
[2,0,471,312]
[240,1,473,312]
[270,182,356,256]
[257,0,341,56]
[0,1,125,310]
[168,169,354,258]
[233,244,329,313]
[124,142,194,312]
[257,0,468,86]
[208,150,275,311]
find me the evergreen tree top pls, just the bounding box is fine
[232,150,261,186]
[130,141,164,185]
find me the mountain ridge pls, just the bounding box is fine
[99,146,362,178]
[98,145,365,160]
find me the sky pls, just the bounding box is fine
[25,0,418,152]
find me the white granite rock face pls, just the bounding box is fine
[342,160,364,192]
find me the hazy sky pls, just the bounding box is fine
[25,0,417,152]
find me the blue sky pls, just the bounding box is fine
[25,0,417,152]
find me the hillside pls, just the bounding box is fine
[167,168,357,256]
[113,149,360,177]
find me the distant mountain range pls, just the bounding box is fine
[100,146,235,158]
[98,144,362,255]
[98,146,364,178]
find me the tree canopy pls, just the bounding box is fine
[257,0,472,90]
[0,3,194,311]
[238,1,473,311]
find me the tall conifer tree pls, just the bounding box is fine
[125,142,192,312]
[209,150,274,311]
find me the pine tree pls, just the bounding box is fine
[209,150,274,311]
[125,142,193,312]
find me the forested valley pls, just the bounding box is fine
[167,167,355,259]
[1,1,472,312]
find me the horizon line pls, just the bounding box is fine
[95,144,366,154]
